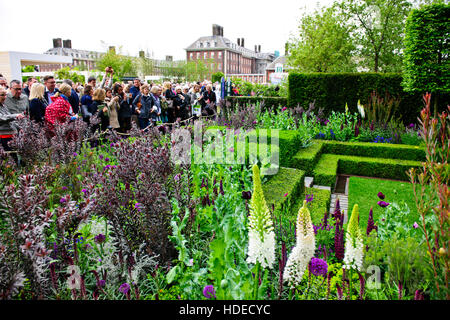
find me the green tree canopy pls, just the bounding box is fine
[287,4,357,72]
[96,47,137,79]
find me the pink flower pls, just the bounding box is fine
[284,192,288,197]
[413,222,419,229]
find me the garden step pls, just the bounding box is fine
[330,193,349,224]
[304,176,314,188]
[312,185,331,191]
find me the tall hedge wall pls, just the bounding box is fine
[287,72,449,125]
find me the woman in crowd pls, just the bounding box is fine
[29,82,47,123]
[182,86,192,120]
[106,86,120,131]
[91,88,109,131]
[133,83,153,130]
[80,84,94,121]
[200,84,216,117]
[162,81,176,124]
[149,85,162,127]
[189,84,202,119]
[44,83,78,132]
[173,86,188,122]
[0,86,25,152]
[115,83,132,133]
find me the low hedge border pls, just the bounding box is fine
[313,153,422,189]
[321,140,426,161]
[224,96,287,112]
[262,167,305,215]
[291,139,426,176]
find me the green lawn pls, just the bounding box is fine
[348,176,421,231]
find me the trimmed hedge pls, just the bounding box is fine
[291,140,425,176]
[321,140,426,161]
[313,153,423,189]
[224,96,288,111]
[262,167,305,214]
[288,72,450,125]
[291,141,325,175]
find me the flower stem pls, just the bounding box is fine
[254,262,260,300]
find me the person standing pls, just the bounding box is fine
[23,77,37,97]
[5,80,29,116]
[115,83,132,133]
[133,84,152,130]
[200,84,216,117]
[149,85,162,126]
[0,87,25,151]
[63,79,80,114]
[163,82,176,124]
[43,75,59,105]
[29,83,47,123]
[44,83,78,132]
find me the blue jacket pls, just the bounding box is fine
[133,94,153,119]
[69,88,80,114]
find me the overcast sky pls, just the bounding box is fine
[0,0,334,60]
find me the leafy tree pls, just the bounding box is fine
[54,67,85,84]
[96,46,137,79]
[402,3,450,114]
[212,72,225,83]
[183,59,211,82]
[339,0,412,72]
[287,4,357,72]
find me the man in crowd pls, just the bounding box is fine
[0,85,25,152]
[130,78,141,101]
[5,80,29,114]
[0,77,8,90]
[23,77,37,97]
[43,75,59,105]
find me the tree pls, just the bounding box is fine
[54,67,85,84]
[96,46,137,79]
[339,0,412,72]
[183,59,211,82]
[287,4,357,72]
[402,3,450,114]
[212,72,225,83]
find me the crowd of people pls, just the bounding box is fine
[0,68,224,152]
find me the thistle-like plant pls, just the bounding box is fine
[246,164,276,299]
[246,164,276,269]
[283,200,316,289]
[343,204,364,271]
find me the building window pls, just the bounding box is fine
[197,52,200,59]
[190,53,193,59]
[204,52,207,59]
[218,63,222,70]
[200,42,203,48]
[207,42,210,48]
[218,51,222,58]
[211,52,214,58]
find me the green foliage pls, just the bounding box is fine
[224,96,288,112]
[54,67,85,84]
[257,107,297,131]
[292,187,331,225]
[402,3,450,95]
[183,59,212,82]
[211,72,224,83]
[96,47,137,79]
[287,3,357,72]
[287,72,424,125]
[339,0,412,72]
[262,167,305,216]
[292,141,325,176]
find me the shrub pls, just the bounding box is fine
[287,72,444,125]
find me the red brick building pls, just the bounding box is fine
[185,25,275,81]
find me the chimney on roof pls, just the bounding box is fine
[63,39,72,49]
[166,55,173,61]
[255,45,257,53]
[139,50,145,58]
[258,45,261,53]
[213,24,223,36]
[237,38,241,46]
[53,38,62,48]
[241,38,245,47]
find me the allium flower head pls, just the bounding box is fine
[343,204,364,271]
[246,164,276,269]
[309,257,328,277]
[94,233,106,244]
[283,200,316,288]
[202,285,216,299]
[377,192,385,200]
[119,282,130,294]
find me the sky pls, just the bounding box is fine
[0,0,335,60]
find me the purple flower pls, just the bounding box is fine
[73,152,78,157]
[413,222,419,229]
[377,192,385,200]
[305,194,314,203]
[202,285,216,299]
[62,186,68,191]
[282,107,287,112]
[60,197,67,204]
[366,207,378,236]
[119,283,131,295]
[309,257,328,277]
[174,174,180,182]
[99,154,104,160]
[94,233,106,244]
[241,191,251,200]
[105,157,110,162]
[377,201,390,208]
[408,123,415,129]
[98,279,106,287]
[134,202,142,211]
[81,188,87,194]
[110,143,115,147]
